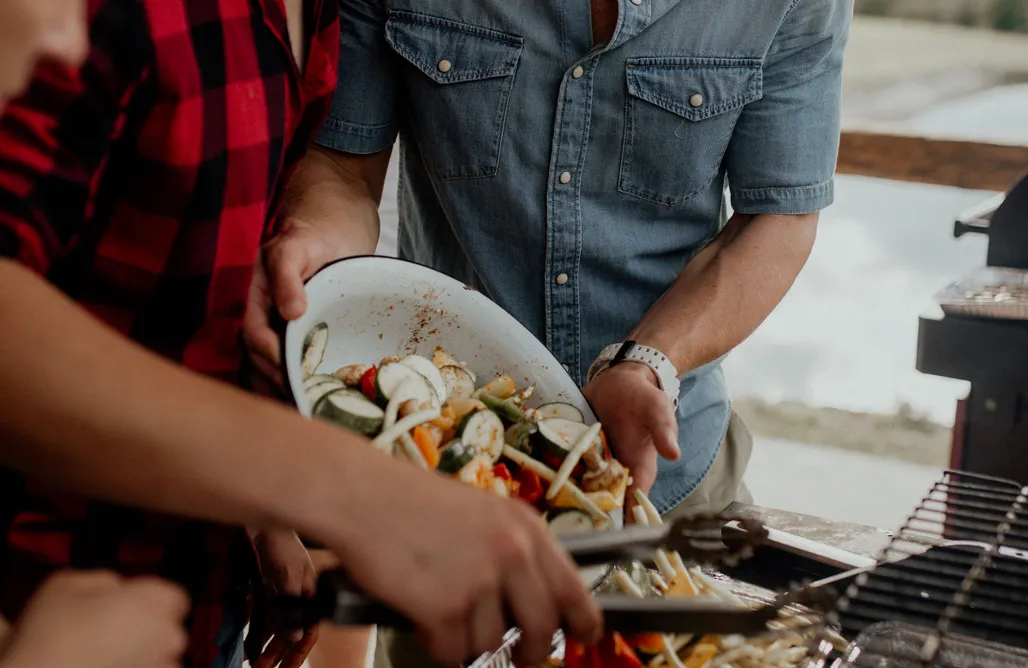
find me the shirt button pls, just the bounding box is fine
[437,59,452,73]
[562,364,570,372]
[559,171,572,184]
[556,273,569,285]
[572,66,585,79]
[690,93,704,108]
[631,0,643,5]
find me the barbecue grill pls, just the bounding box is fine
[917,171,1028,483]
[808,470,1028,667]
[470,471,1028,667]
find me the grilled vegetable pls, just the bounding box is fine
[457,409,505,463]
[432,347,476,382]
[313,388,385,435]
[533,418,600,460]
[535,402,584,423]
[305,378,346,410]
[398,355,447,404]
[457,454,495,488]
[374,362,436,408]
[473,375,517,400]
[333,364,369,387]
[505,420,536,454]
[301,322,329,379]
[479,393,524,424]
[440,365,475,399]
[359,366,377,401]
[438,441,476,475]
[411,425,441,469]
[304,373,339,390]
[546,509,595,536]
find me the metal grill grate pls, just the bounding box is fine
[809,470,1028,667]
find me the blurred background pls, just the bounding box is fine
[373,1,1028,531]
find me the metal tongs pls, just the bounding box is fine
[275,516,791,635]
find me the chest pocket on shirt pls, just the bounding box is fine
[619,57,763,207]
[385,12,523,180]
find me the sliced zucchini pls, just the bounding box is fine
[305,378,345,410]
[535,402,584,423]
[301,323,329,379]
[303,373,340,390]
[438,441,476,475]
[398,355,447,404]
[532,418,597,460]
[313,388,385,436]
[479,393,524,424]
[457,409,505,463]
[440,365,475,399]
[374,362,436,408]
[505,421,537,454]
[546,509,596,537]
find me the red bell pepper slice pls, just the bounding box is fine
[564,633,643,668]
[515,467,544,504]
[492,463,513,481]
[360,366,377,402]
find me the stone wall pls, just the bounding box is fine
[855,0,1028,32]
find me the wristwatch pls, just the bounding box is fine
[587,341,681,408]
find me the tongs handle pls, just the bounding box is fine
[275,572,781,635]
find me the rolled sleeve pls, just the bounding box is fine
[315,0,400,155]
[726,0,853,215]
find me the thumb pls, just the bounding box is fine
[267,240,309,321]
[650,404,680,462]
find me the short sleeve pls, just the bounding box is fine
[725,0,853,215]
[315,0,400,155]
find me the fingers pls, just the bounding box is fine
[253,634,291,668]
[536,526,603,648]
[500,525,558,666]
[467,594,506,660]
[242,263,283,380]
[648,399,680,462]
[280,626,319,668]
[417,615,469,666]
[266,239,309,321]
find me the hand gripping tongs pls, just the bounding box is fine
[274,516,797,636]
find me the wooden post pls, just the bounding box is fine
[837,130,1028,192]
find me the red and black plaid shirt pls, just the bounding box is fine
[0,1,339,665]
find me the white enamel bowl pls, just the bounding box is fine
[281,256,620,586]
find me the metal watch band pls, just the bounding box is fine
[588,341,681,408]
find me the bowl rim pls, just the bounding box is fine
[278,254,591,414]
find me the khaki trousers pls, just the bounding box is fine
[373,411,755,668]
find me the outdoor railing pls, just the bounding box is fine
[837,129,1028,192]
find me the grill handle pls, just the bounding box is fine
[953,193,1004,239]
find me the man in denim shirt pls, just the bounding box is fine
[244,0,851,664]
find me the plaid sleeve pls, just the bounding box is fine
[0,0,153,275]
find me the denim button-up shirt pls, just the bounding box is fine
[316,0,851,513]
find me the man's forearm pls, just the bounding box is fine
[279,146,392,255]
[630,213,818,374]
[0,258,389,541]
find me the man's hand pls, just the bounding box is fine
[243,221,349,388]
[245,530,319,668]
[319,460,604,666]
[0,571,188,668]
[583,363,680,511]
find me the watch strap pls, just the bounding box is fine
[588,341,681,408]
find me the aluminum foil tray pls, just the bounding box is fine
[464,568,820,668]
[842,622,1028,668]
[935,267,1028,320]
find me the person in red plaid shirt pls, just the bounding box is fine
[0,2,603,668]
